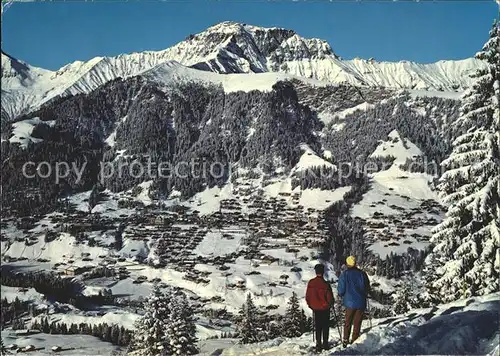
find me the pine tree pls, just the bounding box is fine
[111,325,120,345]
[153,238,168,267]
[237,293,259,344]
[42,317,50,333]
[300,309,311,333]
[129,284,171,355]
[11,316,25,330]
[164,292,198,356]
[266,319,282,340]
[88,184,101,214]
[281,292,303,338]
[114,223,125,250]
[392,286,411,315]
[425,21,500,302]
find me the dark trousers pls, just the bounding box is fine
[343,308,364,343]
[313,309,330,347]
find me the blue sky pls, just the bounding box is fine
[2,1,497,70]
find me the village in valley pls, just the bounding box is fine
[0,161,446,354]
[0,176,336,353]
[0,124,449,355]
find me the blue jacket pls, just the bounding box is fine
[337,267,370,310]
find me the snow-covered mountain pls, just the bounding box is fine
[1,21,485,120]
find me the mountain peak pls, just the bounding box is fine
[205,20,291,33]
[169,21,337,74]
[1,51,33,82]
[1,21,486,121]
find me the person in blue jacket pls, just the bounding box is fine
[337,255,370,348]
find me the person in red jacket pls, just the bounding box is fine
[306,263,334,351]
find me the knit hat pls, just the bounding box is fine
[346,256,356,267]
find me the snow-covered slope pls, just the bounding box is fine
[0,55,326,120]
[357,130,436,215]
[209,292,500,355]
[370,130,423,164]
[1,21,485,120]
[353,130,442,258]
[3,117,56,148]
[291,144,334,173]
[279,56,481,91]
[141,61,327,94]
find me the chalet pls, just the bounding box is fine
[307,215,318,228]
[259,257,276,265]
[152,215,169,225]
[64,266,84,276]
[14,329,41,336]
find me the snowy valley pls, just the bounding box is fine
[1,20,499,356]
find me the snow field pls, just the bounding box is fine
[213,292,500,355]
[369,129,423,165]
[353,130,441,258]
[1,286,45,303]
[1,331,122,355]
[6,117,55,148]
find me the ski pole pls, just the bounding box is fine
[368,299,373,329]
[312,312,315,344]
[331,303,342,342]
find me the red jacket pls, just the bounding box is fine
[306,276,334,311]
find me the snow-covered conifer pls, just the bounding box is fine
[128,284,171,355]
[392,285,412,315]
[281,291,303,338]
[300,309,312,333]
[237,293,260,344]
[164,291,198,355]
[424,21,500,302]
